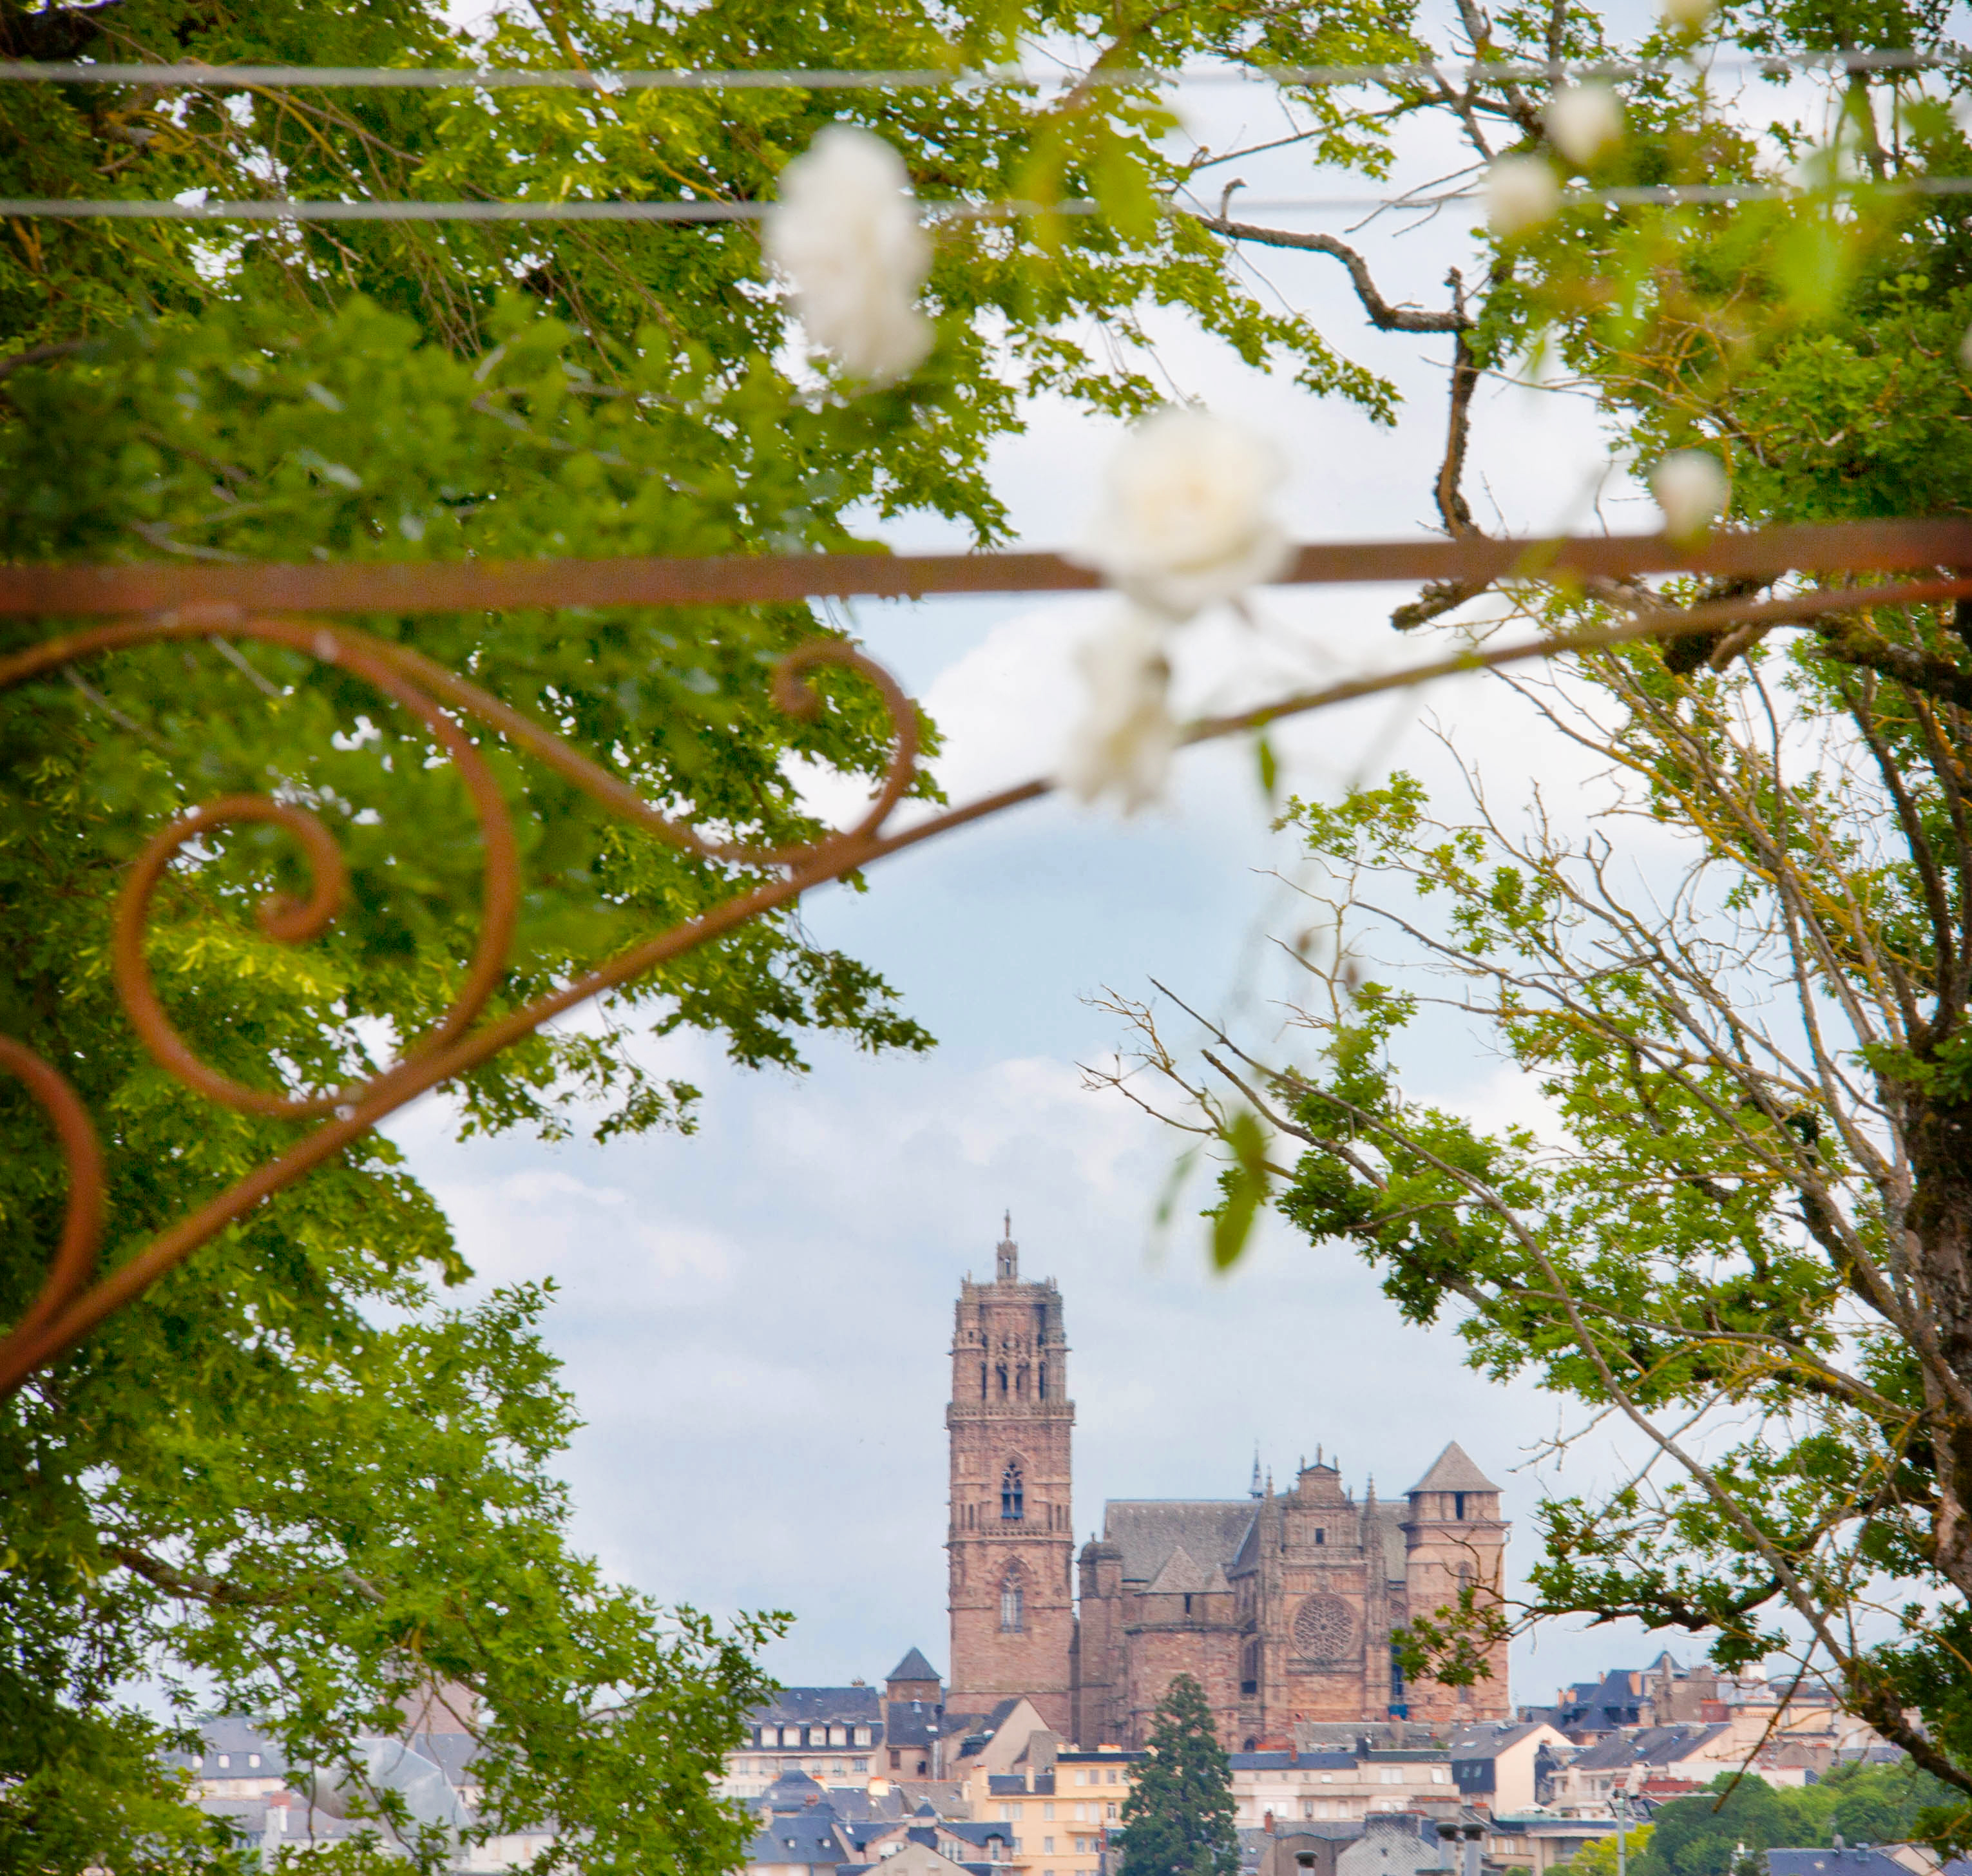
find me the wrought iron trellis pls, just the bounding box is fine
[3,518,1968,1401]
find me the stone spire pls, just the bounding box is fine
[997,1211,1019,1283]
[1250,1449,1264,1498]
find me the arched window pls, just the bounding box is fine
[1000,1571,1024,1632]
[997,1363,1009,1397]
[1002,1462,1024,1521]
[1037,1363,1048,1399]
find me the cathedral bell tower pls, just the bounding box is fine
[946,1218,1075,1736]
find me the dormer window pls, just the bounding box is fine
[1002,1464,1024,1521]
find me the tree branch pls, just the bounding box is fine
[1191,216,1468,333]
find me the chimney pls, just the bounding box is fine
[1265,1812,1276,1834]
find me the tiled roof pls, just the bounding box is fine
[1102,1502,1258,1586]
[888,1648,941,1684]
[1403,1444,1500,1496]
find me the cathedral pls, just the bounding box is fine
[944,1225,1512,1750]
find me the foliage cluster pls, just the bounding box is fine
[1627,1763,1963,1876]
[1115,1674,1240,1876]
[0,0,1431,1861]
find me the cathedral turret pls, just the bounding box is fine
[1399,1442,1510,1721]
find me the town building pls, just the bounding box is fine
[1229,1745,1460,1828]
[1446,1722,1573,1814]
[944,1223,1513,1747]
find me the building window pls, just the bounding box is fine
[1454,1491,1466,1520]
[1038,1363,1048,1398]
[1002,1464,1024,1521]
[890,1751,901,1769]
[1000,1571,1024,1631]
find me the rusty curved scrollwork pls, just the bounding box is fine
[0,610,930,1397]
[3,554,1969,1400]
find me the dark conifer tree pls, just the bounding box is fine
[1116,1674,1240,1876]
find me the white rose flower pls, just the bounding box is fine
[763,126,932,383]
[1486,154,1563,237]
[1660,0,1716,26]
[1077,407,1292,622]
[1651,450,1730,538]
[1547,84,1625,166]
[1060,608,1182,813]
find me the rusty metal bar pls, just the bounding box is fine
[5,517,1971,616]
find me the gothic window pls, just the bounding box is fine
[1314,1528,1325,1546]
[1000,1570,1025,1632]
[1002,1463,1024,1520]
[998,1363,1009,1397]
[1037,1363,1048,1399]
[979,1363,987,1400]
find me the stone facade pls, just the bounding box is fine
[1075,1448,1512,1747]
[943,1235,1513,1748]
[946,1223,1076,1735]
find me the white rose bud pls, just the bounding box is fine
[764,126,932,383]
[1486,154,1563,237]
[1547,84,1625,166]
[1077,407,1291,623]
[1660,0,1716,28]
[1651,450,1730,539]
[1060,608,1182,813]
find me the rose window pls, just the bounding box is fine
[1292,1594,1355,1661]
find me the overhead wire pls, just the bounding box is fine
[0,46,1965,91]
[4,174,1972,221]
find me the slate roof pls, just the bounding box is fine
[166,1714,288,1777]
[886,1701,943,1750]
[1403,1444,1500,1496]
[1229,1751,1358,1770]
[1768,1852,1913,1876]
[1566,1724,1728,1771]
[1146,1544,1232,1594]
[764,1770,830,1807]
[756,1687,885,1725]
[1446,1723,1543,1760]
[986,1772,1058,1796]
[944,1699,1022,1755]
[941,1821,1019,1849]
[746,1803,851,1866]
[888,1648,941,1684]
[1102,1502,1258,1586]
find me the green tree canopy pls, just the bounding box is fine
[1,0,1423,1862]
[1116,1674,1239,1876]
[1083,0,1972,1835]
